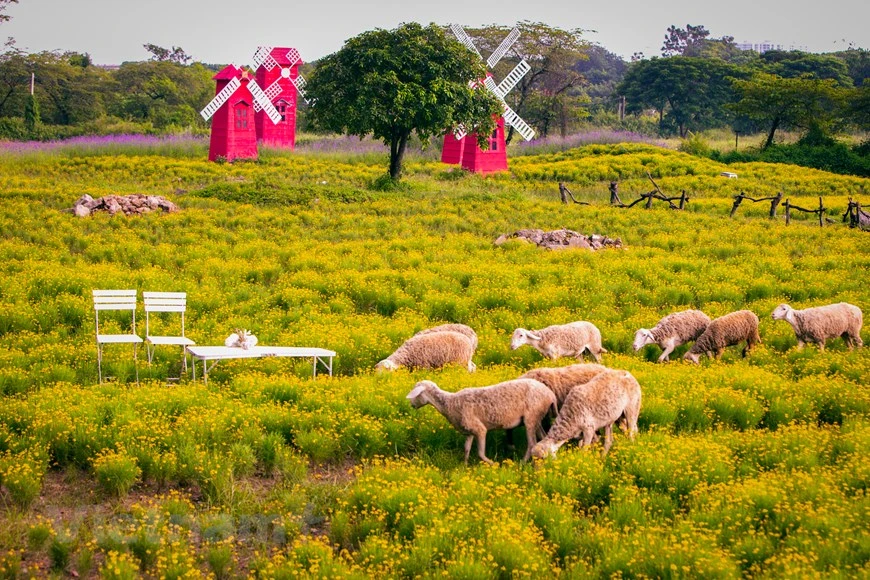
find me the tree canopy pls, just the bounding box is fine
[304,22,501,180]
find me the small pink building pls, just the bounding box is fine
[207,66,258,162]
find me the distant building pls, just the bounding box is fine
[735,41,783,54]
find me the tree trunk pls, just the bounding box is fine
[763,117,780,150]
[389,131,409,181]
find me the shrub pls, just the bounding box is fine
[93,450,141,497]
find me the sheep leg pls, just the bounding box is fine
[504,428,516,453]
[796,339,805,350]
[817,340,825,352]
[658,341,676,362]
[589,348,601,363]
[714,348,724,359]
[464,435,475,464]
[523,422,539,461]
[601,424,614,455]
[581,429,595,449]
[475,430,493,464]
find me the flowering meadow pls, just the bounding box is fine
[0,137,868,577]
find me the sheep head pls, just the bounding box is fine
[771,304,792,321]
[406,380,437,409]
[683,351,701,364]
[375,359,400,372]
[531,440,561,459]
[632,329,655,351]
[510,328,542,350]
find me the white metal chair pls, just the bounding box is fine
[93,289,143,384]
[143,291,196,377]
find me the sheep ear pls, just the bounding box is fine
[528,332,543,341]
[406,384,428,399]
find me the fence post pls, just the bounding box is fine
[609,181,622,206]
[730,193,745,218]
[818,197,824,228]
[679,190,688,210]
[644,193,654,209]
[785,199,791,225]
[769,192,783,218]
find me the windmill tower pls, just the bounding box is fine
[251,46,309,149]
[200,64,282,162]
[443,25,536,174]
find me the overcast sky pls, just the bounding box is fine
[4,0,868,65]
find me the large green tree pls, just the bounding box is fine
[305,22,501,181]
[730,72,847,148]
[619,56,745,137]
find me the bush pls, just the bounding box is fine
[93,450,141,497]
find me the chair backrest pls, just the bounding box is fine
[143,292,187,337]
[93,289,138,336]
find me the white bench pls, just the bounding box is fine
[187,346,336,383]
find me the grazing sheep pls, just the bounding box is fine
[406,378,557,463]
[531,369,641,458]
[511,321,607,362]
[414,323,478,350]
[683,310,760,364]
[376,331,476,372]
[771,302,863,351]
[520,363,608,407]
[225,329,258,350]
[633,309,711,362]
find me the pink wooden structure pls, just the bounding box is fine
[441,116,508,174]
[205,66,258,162]
[253,47,303,150]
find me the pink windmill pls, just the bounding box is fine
[200,65,282,162]
[442,25,536,174]
[251,46,308,149]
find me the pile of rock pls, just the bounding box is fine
[71,194,179,217]
[495,228,623,251]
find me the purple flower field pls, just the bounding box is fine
[0,133,208,156]
[514,130,670,156]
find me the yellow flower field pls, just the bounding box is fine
[0,140,867,577]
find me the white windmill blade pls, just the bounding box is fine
[247,79,283,124]
[291,74,309,103]
[495,60,530,99]
[284,47,302,68]
[486,27,520,69]
[200,76,241,121]
[501,103,536,141]
[450,24,482,59]
[483,75,500,98]
[252,46,280,71]
[263,78,283,102]
[453,124,467,140]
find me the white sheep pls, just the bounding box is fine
[633,309,711,362]
[414,323,478,350]
[531,369,641,458]
[406,378,557,463]
[224,329,258,350]
[376,331,476,372]
[511,321,607,363]
[519,363,608,407]
[771,302,863,351]
[683,310,760,364]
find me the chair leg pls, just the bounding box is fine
[134,343,140,386]
[97,343,103,384]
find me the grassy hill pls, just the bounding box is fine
[0,139,868,577]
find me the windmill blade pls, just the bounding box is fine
[284,47,302,67]
[200,77,241,121]
[291,74,309,103]
[501,103,536,141]
[247,79,282,124]
[450,24,482,59]
[453,124,467,140]
[263,78,283,102]
[252,46,279,70]
[483,75,500,98]
[495,60,530,99]
[486,27,520,69]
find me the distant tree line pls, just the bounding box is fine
[0,15,867,151]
